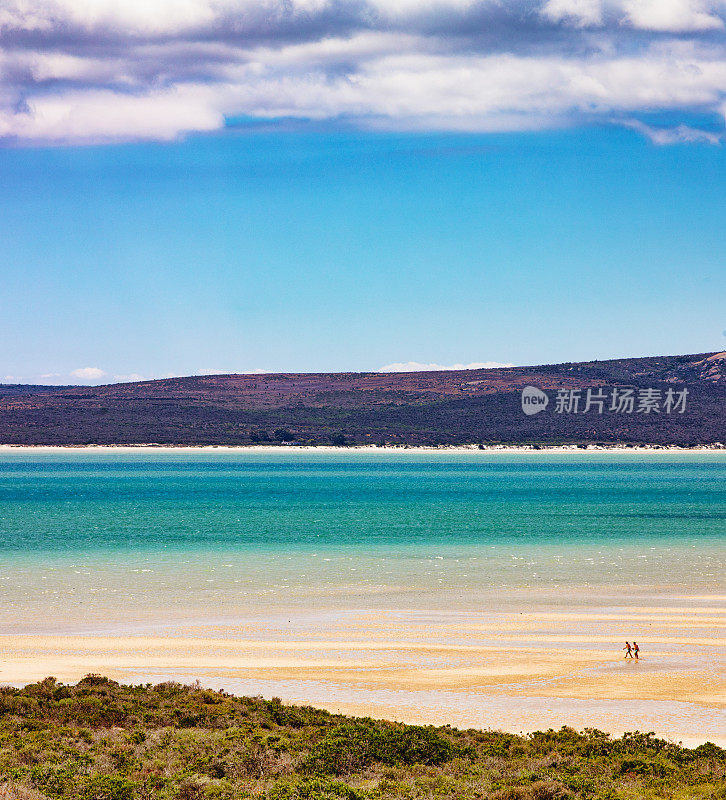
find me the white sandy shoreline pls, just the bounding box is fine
[1,443,724,454]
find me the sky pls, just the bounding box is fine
[0,0,725,384]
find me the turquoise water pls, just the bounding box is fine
[0,451,724,628]
[1,451,724,553]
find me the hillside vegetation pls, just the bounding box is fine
[1,677,724,800]
[0,353,724,446]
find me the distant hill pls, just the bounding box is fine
[0,352,724,446]
[0,383,77,397]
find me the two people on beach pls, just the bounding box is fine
[623,641,640,659]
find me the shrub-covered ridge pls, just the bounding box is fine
[0,676,724,800]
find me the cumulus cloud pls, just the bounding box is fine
[379,360,515,372]
[621,0,724,32]
[0,0,725,143]
[543,0,726,31]
[70,366,107,380]
[1,87,222,143]
[541,0,604,27]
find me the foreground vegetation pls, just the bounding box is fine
[1,677,724,800]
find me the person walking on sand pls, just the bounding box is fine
[623,641,633,658]
[633,641,639,659]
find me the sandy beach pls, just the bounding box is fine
[2,598,724,746]
[1,444,724,454]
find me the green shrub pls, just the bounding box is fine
[29,764,76,796]
[692,741,726,760]
[81,773,135,800]
[269,777,363,800]
[204,780,236,799]
[78,675,119,689]
[128,729,146,744]
[370,725,455,766]
[304,722,455,775]
[268,698,304,728]
[617,757,672,777]
[177,778,205,800]
[494,782,570,800]
[303,724,374,774]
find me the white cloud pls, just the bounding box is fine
[189,44,726,134]
[623,118,723,143]
[0,0,220,36]
[621,0,724,32]
[0,86,222,144]
[113,373,147,382]
[542,0,726,32]
[0,0,467,36]
[39,372,61,378]
[541,0,604,28]
[379,360,515,372]
[1,0,726,143]
[70,366,107,380]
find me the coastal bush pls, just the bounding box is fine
[303,722,456,774]
[80,774,135,800]
[269,777,363,800]
[370,725,459,766]
[0,782,49,800]
[492,782,570,800]
[302,724,371,774]
[175,778,205,800]
[691,741,726,761]
[0,678,723,800]
[230,740,279,779]
[268,698,304,728]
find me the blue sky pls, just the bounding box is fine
[0,0,725,383]
[1,124,724,383]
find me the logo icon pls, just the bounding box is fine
[521,385,549,415]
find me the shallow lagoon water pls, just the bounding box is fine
[0,450,724,628]
[1,450,724,744]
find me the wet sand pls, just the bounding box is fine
[2,600,724,746]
